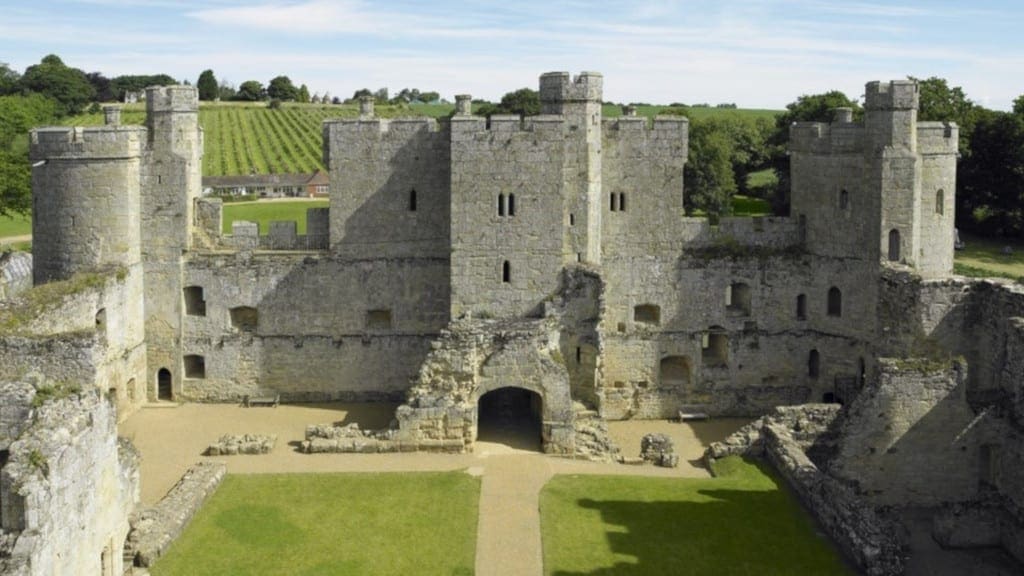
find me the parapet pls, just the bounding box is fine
[146,85,198,114]
[865,80,919,111]
[539,71,603,105]
[917,122,959,155]
[29,126,146,161]
[789,121,864,155]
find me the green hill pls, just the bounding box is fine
[65,102,780,177]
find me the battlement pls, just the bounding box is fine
[789,122,864,154]
[146,85,198,113]
[324,117,442,135]
[29,126,146,161]
[865,80,918,111]
[539,71,603,105]
[449,114,566,138]
[917,122,959,155]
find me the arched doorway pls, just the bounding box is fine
[157,368,172,401]
[477,387,542,451]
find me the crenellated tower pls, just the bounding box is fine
[789,80,958,276]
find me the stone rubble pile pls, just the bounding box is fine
[640,433,679,468]
[205,433,276,456]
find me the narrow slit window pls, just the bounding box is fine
[796,294,807,320]
[827,287,842,317]
[409,189,417,211]
[498,194,506,216]
[569,213,575,226]
[619,193,626,212]
[508,193,516,216]
[502,260,511,283]
[839,189,849,210]
[936,189,944,215]
[808,349,820,378]
[610,193,617,212]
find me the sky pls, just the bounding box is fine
[2,0,1022,110]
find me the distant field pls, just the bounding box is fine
[64,101,780,177]
[221,199,329,234]
[602,103,780,122]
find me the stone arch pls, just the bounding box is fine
[476,387,542,451]
[157,368,172,401]
[660,356,692,386]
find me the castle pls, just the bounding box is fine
[2,72,1024,575]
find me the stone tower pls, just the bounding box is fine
[789,80,957,276]
[141,85,203,399]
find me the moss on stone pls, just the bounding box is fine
[31,381,81,408]
[684,235,804,262]
[0,267,124,334]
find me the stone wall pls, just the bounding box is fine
[830,359,979,506]
[178,252,448,401]
[0,252,32,301]
[0,385,138,576]
[125,461,225,568]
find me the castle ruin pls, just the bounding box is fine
[1,72,1023,574]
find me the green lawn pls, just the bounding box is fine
[150,472,479,576]
[222,200,329,235]
[540,456,853,576]
[732,195,772,217]
[953,232,1024,280]
[0,213,31,237]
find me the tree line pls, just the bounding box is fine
[1,54,1023,239]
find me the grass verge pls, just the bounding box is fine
[150,471,479,576]
[540,456,853,575]
[953,233,1024,281]
[221,199,329,235]
[0,213,31,237]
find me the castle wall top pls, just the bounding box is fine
[865,80,919,111]
[918,121,959,155]
[146,85,198,113]
[539,71,603,104]
[29,126,146,161]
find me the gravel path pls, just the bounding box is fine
[119,403,747,574]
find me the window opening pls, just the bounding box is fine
[184,355,206,379]
[502,260,511,283]
[796,294,807,320]
[184,286,206,316]
[808,349,820,378]
[827,287,842,317]
[409,189,417,211]
[888,229,901,262]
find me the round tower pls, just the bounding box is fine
[29,124,145,284]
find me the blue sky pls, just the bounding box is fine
[2,0,1021,109]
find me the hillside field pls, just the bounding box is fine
[66,101,780,177]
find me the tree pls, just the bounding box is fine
[0,63,21,95]
[350,88,372,102]
[767,90,860,214]
[684,118,738,217]
[197,69,218,101]
[218,80,236,102]
[85,72,115,102]
[912,76,977,155]
[958,109,1024,236]
[1014,95,1024,116]
[298,84,310,104]
[419,91,440,104]
[18,54,95,114]
[236,80,265,101]
[0,94,60,215]
[109,74,176,101]
[267,75,298,101]
[373,87,388,103]
[498,88,540,116]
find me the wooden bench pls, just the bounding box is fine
[243,394,280,408]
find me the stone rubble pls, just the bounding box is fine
[640,433,679,468]
[205,433,276,456]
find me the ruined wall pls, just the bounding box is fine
[830,360,978,506]
[324,117,449,259]
[179,253,448,400]
[0,269,147,418]
[0,252,32,301]
[0,386,138,576]
[598,254,873,418]
[449,115,567,318]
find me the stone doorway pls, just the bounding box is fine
[477,387,542,451]
[157,368,172,401]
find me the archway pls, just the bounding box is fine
[157,368,172,401]
[477,387,542,451]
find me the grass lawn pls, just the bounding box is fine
[221,200,329,235]
[150,471,479,576]
[731,195,772,217]
[0,213,31,237]
[953,232,1024,281]
[540,456,853,576]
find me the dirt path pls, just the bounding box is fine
[0,234,30,246]
[119,403,747,575]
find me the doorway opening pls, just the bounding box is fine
[157,368,172,401]
[477,387,542,451]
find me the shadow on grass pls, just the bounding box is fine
[546,461,852,576]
